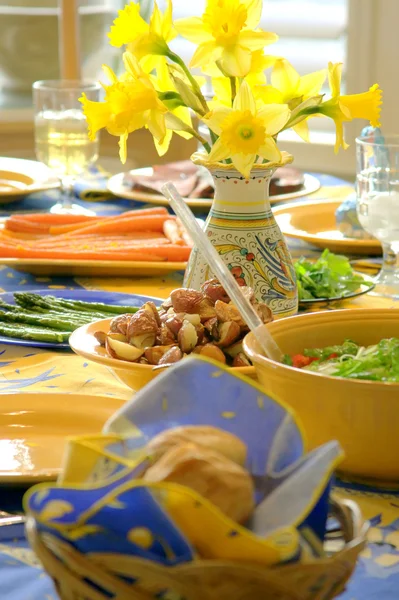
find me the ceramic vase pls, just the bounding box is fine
[183,164,298,318]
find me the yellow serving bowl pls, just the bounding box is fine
[243,308,399,482]
[69,319,256,393]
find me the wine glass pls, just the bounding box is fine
[32,79,101,215]
[356,134,399,298]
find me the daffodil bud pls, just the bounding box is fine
[165,113,194,133]
[169,74,205,114]
[158,91,185,111]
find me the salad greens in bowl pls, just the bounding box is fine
[284,338,399,382]
[294,249,375,303]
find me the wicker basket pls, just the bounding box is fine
[26,497,367,600]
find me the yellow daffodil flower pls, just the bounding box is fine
[247,50,278,86]
[109,0,176,70]
[318,62,382,152]
[255,59,326,141]
[204,50,277,85]
[271,59,326,104]
[150,62,193,156]
[208,52,278,110]
[175,0,278,77]
[202,80,290,177]
[80,53,167,163]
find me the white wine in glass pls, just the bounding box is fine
[33,80,101,215]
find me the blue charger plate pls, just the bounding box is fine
[0,289,162,349]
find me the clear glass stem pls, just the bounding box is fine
[371,242,399,299]
[61,176,74,210]
[50,176,94,216]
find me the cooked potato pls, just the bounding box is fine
[101,279,273,367]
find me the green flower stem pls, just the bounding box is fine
[230,77,237,104]
[181,124,212,154]
[167,51,209,115]
[209,128,218,145]
[197,138,212,153]
[190,127,211,153]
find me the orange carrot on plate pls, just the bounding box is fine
[0,244,166,262]
[5,218,51,234]
[62,214,173,237]
[48,207,169,235]
[8,214,96,224]
[163,219,185,245]
[31,238,171,251]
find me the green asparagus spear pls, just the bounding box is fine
[0,300,21,312]
[41,295,141,315]
[14,294,59,311]
[14,293,125,319]
[0,310,88,331]
[0,322,70,343]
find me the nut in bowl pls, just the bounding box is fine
[243,308,399,482]
[69,279,269,391]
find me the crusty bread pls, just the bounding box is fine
[147,425,247,466]
[143,442,254,524]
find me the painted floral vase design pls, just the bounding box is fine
[184,161,298,318]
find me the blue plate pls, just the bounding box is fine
[0,289,163,349]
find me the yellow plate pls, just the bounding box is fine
[107,169,321,209]
[0,157,59,202]
[0,258,186,277]
[0,392,125,483]
[273,198,382,255]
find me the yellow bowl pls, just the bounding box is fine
[70,319,256,393]
[243,308,399,482]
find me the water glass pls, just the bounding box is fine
[32,79,101,215]
[356,134,399,298]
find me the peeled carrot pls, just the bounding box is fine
[0,244,166,262]
[3,207,169,235]
[176,218,193,247]
[34,233,167,246]
[163,219,185,245]
[5,218,51,234]
[47,219,103,235]
[0,233,169,250]
[47,207,169,235]
[0,230,47,241]
[60,215,173,238]
[32,239,171,251]
[8,214,96,224]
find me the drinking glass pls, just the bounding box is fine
[32,80,101,214]
[356,134,399,298]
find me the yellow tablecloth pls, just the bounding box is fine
[0,174,398,600]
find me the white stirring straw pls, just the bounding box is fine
[161,182,283,362]
[59,0,81,80]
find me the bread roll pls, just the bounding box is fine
[147,425,247,466]
[143,442,254,524]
